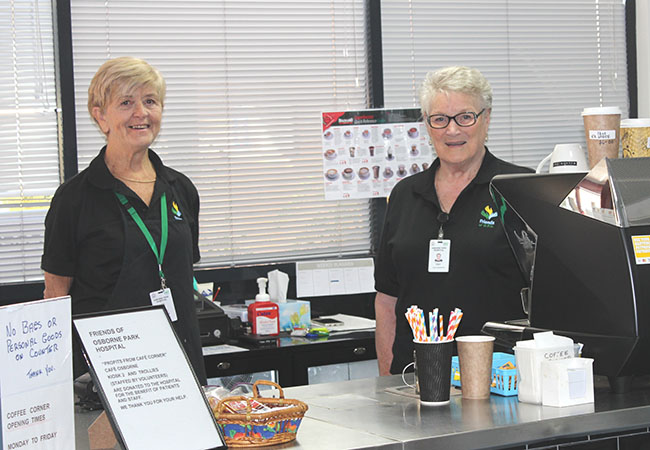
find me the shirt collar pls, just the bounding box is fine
[87,146,175,190]
[413,146,498,202]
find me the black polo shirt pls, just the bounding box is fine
[42,147,200,306]
[41,147,206,383]
[374,149,533,374]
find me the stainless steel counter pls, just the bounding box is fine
[74,374,650,449]
[280,374,650,449]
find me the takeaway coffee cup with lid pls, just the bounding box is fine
[582,106,621,168]
[621,118,650,158]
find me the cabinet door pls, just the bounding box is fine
[204,351,293,386]
[207,371,278,391]
[308,359,378,384]
[293,338,377,385]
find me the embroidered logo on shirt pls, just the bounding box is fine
[478,205,497,228]
[171,201,183,220]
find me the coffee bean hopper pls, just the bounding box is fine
[483,157,650,392]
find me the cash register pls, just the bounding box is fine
[194,291,242,345]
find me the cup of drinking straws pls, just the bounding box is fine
[405,306,463,405]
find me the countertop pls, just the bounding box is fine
[281,374,650,449]
[74,374,650,449]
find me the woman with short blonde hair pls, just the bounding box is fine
[42,57,207,384]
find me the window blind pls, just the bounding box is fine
[0,0,59,283]
[69,0,371,268]
[381,0,629,169]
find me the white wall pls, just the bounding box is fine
[637,0,650,116]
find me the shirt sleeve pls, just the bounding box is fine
[190,184,200,263]
[374,194,400,297]
[41,185,79,276]
[177,173,201,264]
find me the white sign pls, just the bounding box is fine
[73,307,225,450]
[0,296,74,450]
[296,258,375,297]
[632,235,650,265]
[588,129,616,140]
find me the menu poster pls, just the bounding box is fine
[73,306,226,450]
[0,296,74,450]
[321,108,434,200]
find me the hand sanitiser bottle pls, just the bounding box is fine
[247,277,279,335]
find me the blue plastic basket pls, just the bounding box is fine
[451,351,518,396]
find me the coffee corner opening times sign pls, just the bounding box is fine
[0,296,74,450]
[321,108,434,200]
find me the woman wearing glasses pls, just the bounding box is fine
[374,66,533,375]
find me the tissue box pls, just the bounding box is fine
[278,300,311,331]
[541,358,594,407]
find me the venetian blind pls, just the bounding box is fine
[0,0,59,283]
[381,0,629,169]
[69,0,371,268]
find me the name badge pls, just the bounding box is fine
[428,239,450,273]
[150,288,178,322]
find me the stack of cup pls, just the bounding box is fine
[581,106,622,168]
[456,335,495,400]
[621,119,650,159]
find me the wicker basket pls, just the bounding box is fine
[213,380,308,447]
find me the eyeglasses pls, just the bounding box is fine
[426,109,486,129]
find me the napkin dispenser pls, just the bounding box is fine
[485,157,650,391]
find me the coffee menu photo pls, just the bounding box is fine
[321,108,434,200]
[0,296,74,450]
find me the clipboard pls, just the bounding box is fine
[73,305,226,450]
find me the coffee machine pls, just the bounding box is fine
[484,157,650,391]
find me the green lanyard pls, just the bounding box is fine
[115,192,168,289]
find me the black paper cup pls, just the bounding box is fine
[414,339,454,405]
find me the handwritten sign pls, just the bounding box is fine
[73,307,225,450]
[0,296,74,450]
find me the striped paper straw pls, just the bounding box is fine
[405,306,428,342]
[445,309,463,341]
[406,305,463,342]
[429,308,438,342]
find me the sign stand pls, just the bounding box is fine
[73,306,226,450]
[88,411,118,450]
